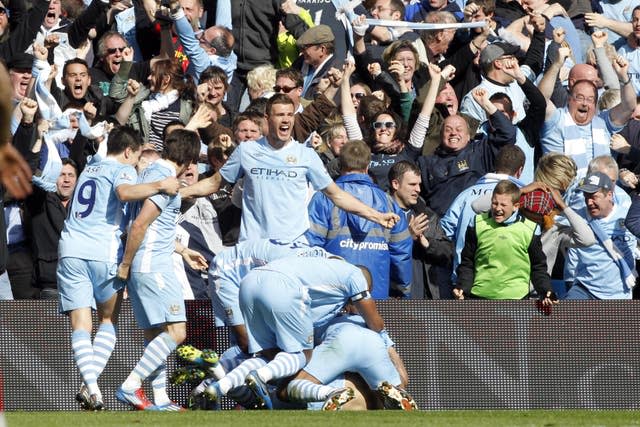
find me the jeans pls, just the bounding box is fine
[563,282,598,300]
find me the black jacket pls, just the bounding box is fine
[0,0,49,66]
[232,0,309,73]
[417,111,516,216]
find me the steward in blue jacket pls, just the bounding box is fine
[305,141,413,299]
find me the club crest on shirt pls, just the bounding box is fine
[285,155,297,164]
[225,308,233,319]
[457,160,469,171]
[169,304,181,315]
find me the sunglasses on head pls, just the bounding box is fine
[373,121,396,129]
[106,46,127,54]
[273,85,298,93]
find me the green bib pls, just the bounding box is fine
[471,212,537,300]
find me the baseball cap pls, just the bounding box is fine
[519,190,555,216]
[296,25,335,48]
[576,171,613,193]
[479,42,519,67]
[7,52,34,70]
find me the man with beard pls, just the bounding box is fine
[541,51,637,178]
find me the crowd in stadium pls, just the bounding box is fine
[0,0,639,412]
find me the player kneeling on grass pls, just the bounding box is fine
[57,126,182,410]
[282,311,418,411]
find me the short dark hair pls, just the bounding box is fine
[201,65,229,90]
[494,145,525,176]
[339,140,371,172]
[107,125,143,155]
[245,97,269,116]
[60,157,79,174]
[388,160,420,189]
[162,129,201,167]
[275,68,304,88]
[489,92,514,114]
[62,58,89,77]
[266,93,295,116]
[162,119,185,142]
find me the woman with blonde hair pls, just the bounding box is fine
[520,153,596,276]
[309,116,348,179]
[246,65,277,101]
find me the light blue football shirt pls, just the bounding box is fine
[210,238,329,289]
[219,137,333,241]
[130,159,181,273]
[255,257,369,332]
[59,155,137,263]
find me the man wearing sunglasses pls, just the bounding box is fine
[90,31,151,97]
[169,0,237,85]
[272,68,340,143]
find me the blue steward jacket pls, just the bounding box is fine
[305,174,413,299]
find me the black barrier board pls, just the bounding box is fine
[1,300,640,410]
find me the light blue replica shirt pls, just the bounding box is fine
[617,43,640,96]
[220,137,333,241]
[541,107,621,178]
[130,159,180,273]
[565,203,636,299]
[210,238,329,290]
[59,156,137,263]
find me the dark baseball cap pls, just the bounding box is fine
[479,42,519,67]
[577,171,613,193]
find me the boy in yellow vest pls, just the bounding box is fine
[453,180,556,305]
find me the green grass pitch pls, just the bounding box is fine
[6,410,640,427]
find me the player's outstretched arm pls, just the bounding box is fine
[116,177,181,202]
[322,182,399,229]
[180,171,224,199]
[117,199,161,280]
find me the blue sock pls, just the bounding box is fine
[122,332,177,391]
[72,330,98,396]
[92,323,116,378]
[257,351,306,382]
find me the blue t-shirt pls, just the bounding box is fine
[59,156,137,263]
[220,137,333,241]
